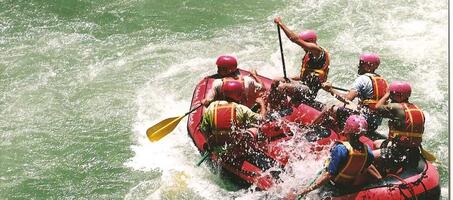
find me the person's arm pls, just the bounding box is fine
[286,171,332,200]
[201,80,221,106]
[248,69,265,93]
[367,164,382,180]
[255,97,267,116]
[322,82,358,102]
[249,69,261,84]
[274,17,322,56]
[375,90,390,109]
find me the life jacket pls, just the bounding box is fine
[300,48,330,83]
[333,141,369,185]
[212,103,238,130]
[361,74,388,110]
[388,103,425,147]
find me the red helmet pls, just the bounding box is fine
[343,115,368,135]
[359,53,380,68]
[389,81,412,102]
[221,81,243,102]
[298,30,317,43]
[216,55,237,76]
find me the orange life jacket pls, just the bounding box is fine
[361,74,388,110]
[212,103,238,130]
[300,48,330,83]
[333,141,369,185]
[388,103,425,147]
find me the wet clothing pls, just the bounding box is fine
[289,82,315,104]
[300,48,330,84]
[351,73,378,101]
[378,140,420,173]
[205,75,262,108]
[375,102,424,172]
[378,103,424,147]
[299,48,330,98]
[342,73,388,132]
[200,101,261,146]
[328,143,374,177]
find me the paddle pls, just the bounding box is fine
[196,151,210,166]
[277,25,289,81]
[332,86,348,92]
[146,104,203,142]
[295,169,324,200]
[420,146,436,162]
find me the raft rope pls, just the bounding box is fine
[387,173,417,200]
[385,156,429,200]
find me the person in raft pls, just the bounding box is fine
[200,55,265,108]
[273,17,330,109]
[320,53,389,136]
[200,81,267,156]
[285,115,382,200]
[372,81,425,175]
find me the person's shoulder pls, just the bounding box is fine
[354,74,372,84]
[207,101,226,109]
[332,143,348,154]
[383,102,402,110]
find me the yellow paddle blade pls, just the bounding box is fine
[421,147,436,162]
[146,116,184,142]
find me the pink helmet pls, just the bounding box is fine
[298,30,317,43]
[343,115,368,135]
[216,55,237,76]
[389,81,412,102]
[359,53,380,68]
[221,81,243,102]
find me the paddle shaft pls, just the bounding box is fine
[332,86,348,92]
[185,104,203,117]
[196,151,210,166]
[277,25,288,80]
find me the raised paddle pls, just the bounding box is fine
[277,25,289,81]
[146,104,203,142]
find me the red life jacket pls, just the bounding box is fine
[212,103,237,130]
[388,103,425,147]
[361,74,388,110]
[333,141,369,185]
[300,48,330,83]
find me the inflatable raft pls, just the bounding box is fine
[186,69,440,199]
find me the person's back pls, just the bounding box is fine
[284,115,381,200]
[200,100,262,146]
[201,55,263,108]
[321,53,388,133]
[374,81,424,173]
[200,81,266,148]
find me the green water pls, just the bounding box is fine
[0,0,448,199]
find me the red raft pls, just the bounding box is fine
[187,69,440,199]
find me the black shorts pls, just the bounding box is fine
[380,140,420,170]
